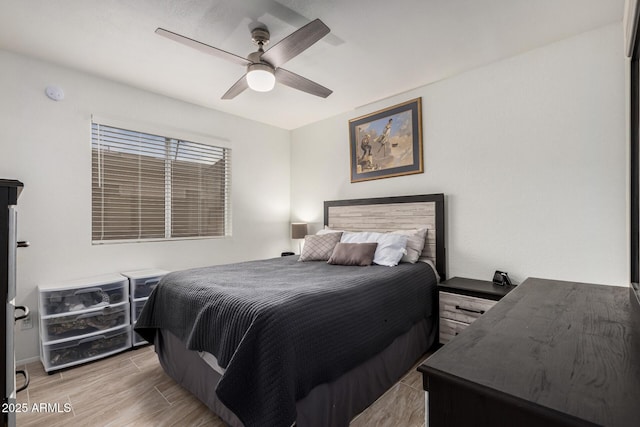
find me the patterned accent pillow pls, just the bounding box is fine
[299,232,343,261]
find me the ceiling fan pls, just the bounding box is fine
[155,19,333,99]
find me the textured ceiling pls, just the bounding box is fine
[0,0,624,129]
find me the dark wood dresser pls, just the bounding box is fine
[419,277,640,427]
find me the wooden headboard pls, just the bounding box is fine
[324,194,446,279]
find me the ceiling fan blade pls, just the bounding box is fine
[261,19,330,68]
[221,74,249,99]
[156,28,251,67]
[275,68,332,98]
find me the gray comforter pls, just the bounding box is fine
[135,256,437,427]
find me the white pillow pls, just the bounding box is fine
[316,227,343,236]
[341,231,408,267]
[391,228,427,263]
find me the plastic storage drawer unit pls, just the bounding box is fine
[121,269,169,347]
[121,269,168,299]
[41,325,131,372]
[131,298,147,321]
[38,274,131,372]
[133,329,148,346]
[40,302,130,342]
[39,274,128,316]
[131,298,150,346]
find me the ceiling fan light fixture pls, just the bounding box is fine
[157,19,331,99]
[246,63,276,92]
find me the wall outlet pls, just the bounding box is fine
[21,313,33,330]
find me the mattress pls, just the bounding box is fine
[156,317,436,427]
[198,350,225,374]
[195,259,439,376]
[136,256,438,426]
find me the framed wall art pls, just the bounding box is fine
[349,97,423,183]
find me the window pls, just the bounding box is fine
[91,123,231,243]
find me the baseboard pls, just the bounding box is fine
[16,355,40,366]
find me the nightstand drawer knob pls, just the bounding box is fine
[456,305,485,315]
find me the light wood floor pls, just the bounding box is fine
[16,345,428,427]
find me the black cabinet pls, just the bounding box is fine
[1,179,27,427]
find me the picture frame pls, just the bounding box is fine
[349,97,423,183]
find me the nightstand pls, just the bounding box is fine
[438,277,516,344]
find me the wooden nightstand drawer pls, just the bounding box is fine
[439,291,497,324]
[439,318,468,344]
[437,277,516,345]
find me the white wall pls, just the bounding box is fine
[291,23,627,287]
[1,22,628,362]
[0,51,291,361]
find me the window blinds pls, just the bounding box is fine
[91,123,231,242]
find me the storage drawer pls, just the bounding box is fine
[132,330,148,347]
[439,291,497,324]
[41,326,131,372]
[131,298,148,322]
[39,274,128,316]
[41,302,130,342]
[439,318,468,344]
[131,298,149,346]
[121,269,168,299]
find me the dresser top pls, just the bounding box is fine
[422,278,640,427]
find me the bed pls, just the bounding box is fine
[135,193,446,427]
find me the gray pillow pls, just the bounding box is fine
[327,242,378,266]
[391,228,428,263]
[299,232,343,261]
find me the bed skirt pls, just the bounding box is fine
[154,316,436,427]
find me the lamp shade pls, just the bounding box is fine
[246,63,276,92]
[291,223,308,239]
